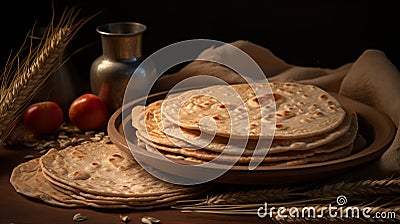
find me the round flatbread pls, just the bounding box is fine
[133,100,352,155]
[138,112,358,164]
[39,141,206,198]
[10,158,205,209]
[161,83,274,139]
[10,158,81,208]
[144,143,355,167]
[161,82,346,139]
[42,170,190,203]
[46,179,200,206]
[132,103,197,149]
[10,159,176,209]
[274,144,354,166]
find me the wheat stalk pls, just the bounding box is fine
[301,176,400,199]
[188,177,400,206]
[173,176,400,223]
[178,200,400,223]
[205,186,296,205]
[0,5,93,143]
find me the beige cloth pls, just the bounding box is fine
[154,40,400,182]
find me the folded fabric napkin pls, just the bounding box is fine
[154,40,400,182]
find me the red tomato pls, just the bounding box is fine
[68,93,108,131]
[23,101,64,135]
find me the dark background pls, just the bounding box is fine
[1,0,398,94]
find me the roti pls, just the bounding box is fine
[10,146,207,209]
[10,158,82,208]
[133,100,352,155]
[10,159,179,209]
[39,141,206,197]
[275,144,354,166]
[160,82,346,139]
[137,111,358,164]
[144,143,355,167]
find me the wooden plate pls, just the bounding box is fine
[108,91,396,185]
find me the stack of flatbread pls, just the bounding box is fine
[10,140,208,209]
[132,82,359,166]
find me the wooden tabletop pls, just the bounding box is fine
[0,145,268,224]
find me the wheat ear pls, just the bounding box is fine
[302,176,400,199]
[0,6,93,143]
[195,177,400,205]
[178,201,399,223]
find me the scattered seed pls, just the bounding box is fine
[73,213,87,222]
[39,149,49,155]
[71,137,78,143]
[103,136,110,142]
[58,135,69,139]
[119,215,131,223]
[42,141,55,148]
[90,137,101,142]
[33,145,44,151]
[77,138,85,142]
[85,131,95,135]
[141,216,160,224]
[62,125,80,133]
[59,140,72,149]
[95,132,105,138]
[22,142,38,148]
[60,139,71,144]
[24,154,36,160]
